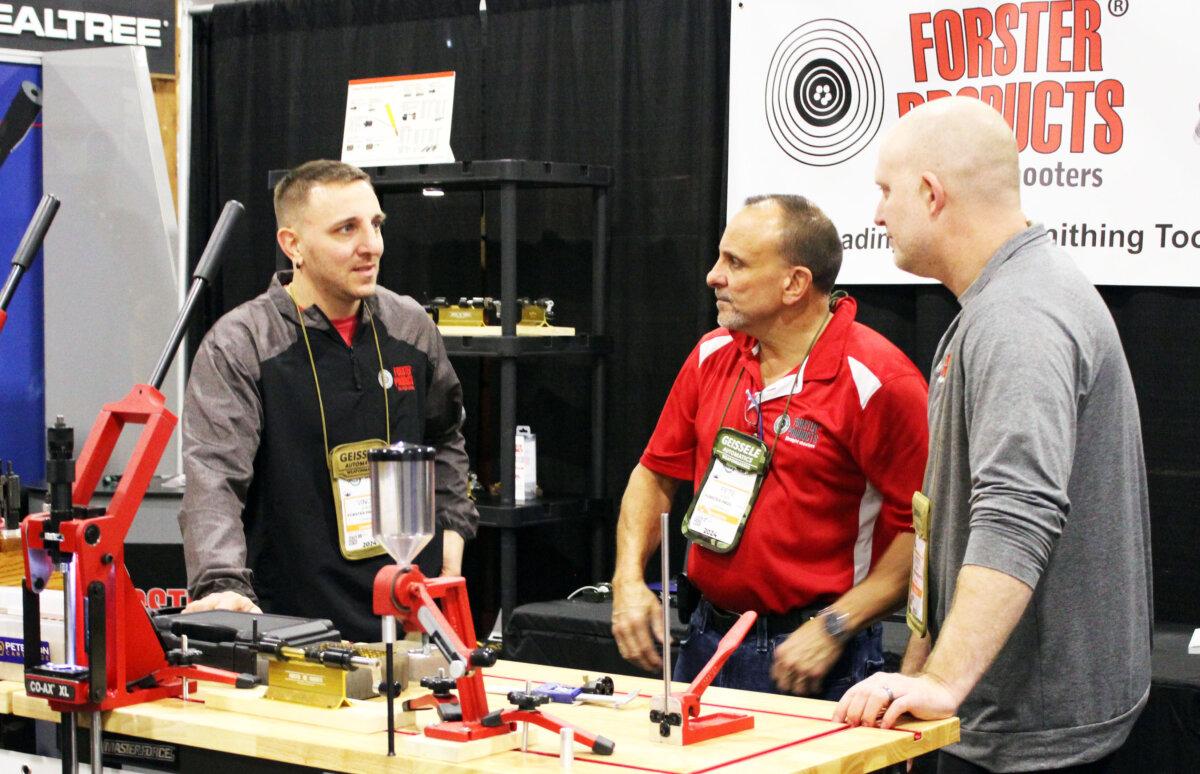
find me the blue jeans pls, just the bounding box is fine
[672,600,884,701]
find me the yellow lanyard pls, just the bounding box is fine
[287,288,391,466]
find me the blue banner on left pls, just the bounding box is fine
[0,61,46,482]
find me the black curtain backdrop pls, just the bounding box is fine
[189,0,1197,625]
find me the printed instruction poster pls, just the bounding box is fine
[341,71,455,167]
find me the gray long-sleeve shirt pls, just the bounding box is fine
[926,225,1152,770]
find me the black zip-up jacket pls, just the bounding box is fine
[180,272,477,641]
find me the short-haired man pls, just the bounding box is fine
[179,159,478,641]
[611,195,929,698]
[835,97,1152,773]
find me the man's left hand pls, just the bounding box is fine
[770,617,844,695]
[833,671,958,728]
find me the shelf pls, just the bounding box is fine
[267,159,612,191]
[442,333,610,357]
[475,496,608,529]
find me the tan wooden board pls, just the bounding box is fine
[202,684,413,733]
[5,660,957,773]
[437,325,576,337]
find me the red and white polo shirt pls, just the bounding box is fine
[641,297,929,614]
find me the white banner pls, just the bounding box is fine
[728,0,1200,286]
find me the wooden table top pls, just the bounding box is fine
[4,660,958,773]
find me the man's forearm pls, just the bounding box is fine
[826,532,914,632]
[900,631,932,674]
[920,564,1033,704]
[612,464,679,585]
[441,530,465,576]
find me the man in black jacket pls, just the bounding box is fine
[179,160,478,641]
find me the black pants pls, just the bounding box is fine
[912,750,1119,774]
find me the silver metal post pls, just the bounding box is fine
[181,635,189,703]
[62,558,76,666]
[559,726,573,770]
[90,711,102,773]
[521,679,531,752]
[660,512,671,700]
[62,558,79,773]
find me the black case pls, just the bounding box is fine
[152,610,340,675]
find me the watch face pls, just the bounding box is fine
[822,609,849,642]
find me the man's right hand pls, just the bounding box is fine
[611,580,665,671]
[183,590,261,614]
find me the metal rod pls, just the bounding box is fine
[522,679,530,752]
[660,512,671,701]
[90,711,102,773]
[181,635,189,704]
[148,200,244,390]
[62,559,76,667]
[560,726,573,770]
[63,712,77,774]
[1,193,59,312]
[383,616,396,757]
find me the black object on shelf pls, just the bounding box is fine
[267,159,612,634]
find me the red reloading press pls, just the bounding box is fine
[367,443,616,758]
[18,201,245,772]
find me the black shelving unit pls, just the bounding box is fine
[268,160,612,630]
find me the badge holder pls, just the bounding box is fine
[680,429,768,554]
[330,438,389,560]
[907,490,931,636]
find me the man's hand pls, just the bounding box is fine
[611,581,665,672]
[770,617,845,695]
[440,530,465,577]
[183,590,261,614]
[833,671,958,729]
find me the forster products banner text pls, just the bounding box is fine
[728,0,1200,286]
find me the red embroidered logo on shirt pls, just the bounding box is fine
[936,353,953,384]
[392,365,415,391]
[784,417,822,448]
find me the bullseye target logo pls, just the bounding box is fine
[764,19,885,167]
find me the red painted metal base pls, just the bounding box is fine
[22,384,238,714]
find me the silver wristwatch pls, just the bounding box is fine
[819,606,852,644]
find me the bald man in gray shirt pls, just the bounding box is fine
[835,97,1151,773]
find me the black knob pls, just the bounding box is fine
[468,647,496,668]
[419,675,457,697]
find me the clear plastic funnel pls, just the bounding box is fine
[369,442,436,565]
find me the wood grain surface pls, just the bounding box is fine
[7,660,958,773]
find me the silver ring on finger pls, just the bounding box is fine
[881,684,894,703]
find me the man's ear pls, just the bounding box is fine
[922,171,947,219]
[782,264,813,305]
[277,227,301,266]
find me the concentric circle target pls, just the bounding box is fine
[765,19,884,166]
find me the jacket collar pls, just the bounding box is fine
[268,270,380,328]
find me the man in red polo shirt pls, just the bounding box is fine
[611,194,928,699]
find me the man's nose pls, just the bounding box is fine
[361,227,383,254]
[706,261,723,288]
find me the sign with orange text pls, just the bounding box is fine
[728,0,1200,285]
